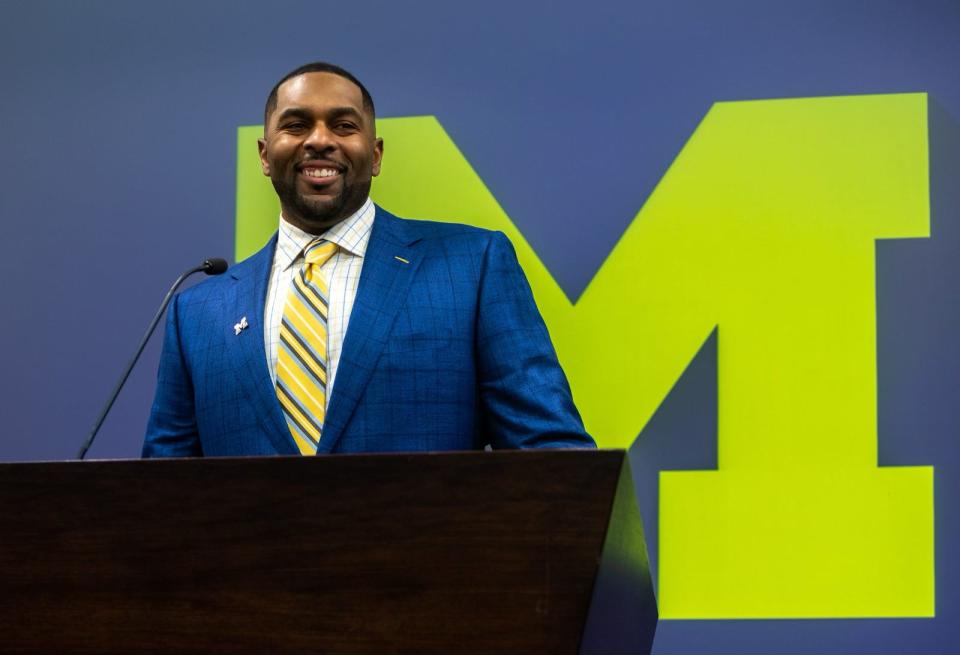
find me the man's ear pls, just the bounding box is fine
[257,138,270,176]
[371,137,384,176]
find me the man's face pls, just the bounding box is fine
[258,72,383,234]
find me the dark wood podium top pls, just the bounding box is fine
[0,450,653,655]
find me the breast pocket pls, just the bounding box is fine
[381,331,453,355]
[381,308,455,355]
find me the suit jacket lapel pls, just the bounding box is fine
[230,235,299,455]
[319,208,423,453]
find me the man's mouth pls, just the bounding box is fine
[298,161,343,184]
[302,167,340,179]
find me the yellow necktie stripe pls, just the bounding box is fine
[284,303,328,353]
[277,356,326,420]
[279,322,327,385]
[293,274,329,319]
[277,384,322,442]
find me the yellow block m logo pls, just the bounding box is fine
[236,93,934,619]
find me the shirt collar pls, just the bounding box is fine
[275,197,375,272]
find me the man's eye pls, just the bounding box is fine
[335,122,358,131]
[282,122,306,131]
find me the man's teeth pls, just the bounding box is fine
[304,168,339,177]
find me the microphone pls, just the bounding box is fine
[76,258,229,460]
[203,257,229,275]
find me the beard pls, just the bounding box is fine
[270,176,355,233]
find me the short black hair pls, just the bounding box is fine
[264,62,375,125]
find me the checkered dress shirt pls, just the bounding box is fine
[263,197,375,408]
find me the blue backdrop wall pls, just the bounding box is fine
[2,1,959,653]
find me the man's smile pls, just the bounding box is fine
[303,167,339,178]
[297,160,344,185]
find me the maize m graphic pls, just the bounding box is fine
[235,93,934,620]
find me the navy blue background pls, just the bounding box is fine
[2,1,959,652]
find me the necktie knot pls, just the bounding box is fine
[305,239,337,267]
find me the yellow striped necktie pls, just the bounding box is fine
[276,239,338,455]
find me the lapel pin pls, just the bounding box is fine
[234,316,248,336]
[394,255,410,264]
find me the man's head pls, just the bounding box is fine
[258,62,383,234]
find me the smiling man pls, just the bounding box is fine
[259,67,382,235]
[142,62,593,457]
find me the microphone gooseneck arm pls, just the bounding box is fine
[76,258,229,460]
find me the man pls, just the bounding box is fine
[143,62,593,457]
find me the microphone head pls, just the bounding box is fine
[202,258,229,275]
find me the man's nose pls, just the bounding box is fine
[304,124,335,152]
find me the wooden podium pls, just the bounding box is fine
[0,450,656,654]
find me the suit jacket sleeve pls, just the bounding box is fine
[476,232,595,449]
[142,292,203,457]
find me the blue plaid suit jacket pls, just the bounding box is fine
[143,207,593,457]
